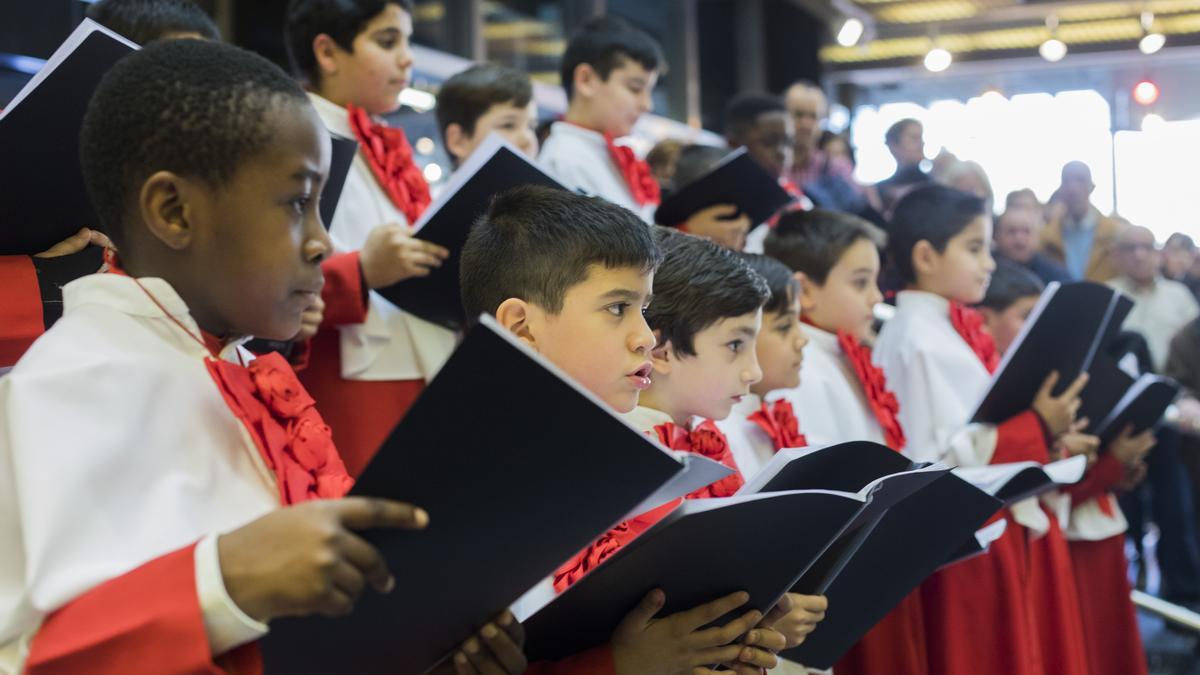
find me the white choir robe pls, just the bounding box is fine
[0,275,278,673]
[307,92,456,383]
[872,290,1048,533]
[537,122,656,223]
[777,325,886,447]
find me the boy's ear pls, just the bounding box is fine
[649,332,673,375]
[495,298,536,348]
[138,171,194,251]
[572,62,601,99]
[443,122,472,163]
[795,271,818,312]
[312,33,341,80]
[911,239,939,279]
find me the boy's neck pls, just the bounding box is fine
[638,387,693,427]
[312,84,356,112]
[563,105,610,136]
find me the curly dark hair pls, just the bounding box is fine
[86,0,220,44]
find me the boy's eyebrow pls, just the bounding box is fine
[291,167,324,182]
[732,325,758,338]
[599,288,645,302]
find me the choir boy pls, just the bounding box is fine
[762,209,927,675]
[284,0,457,476]
[436,63,539,166]
[461,185,789,674]
[0,39,518,675]
[873,183,1091,675]
[980,259,1153,675]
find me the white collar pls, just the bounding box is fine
[622,405,676,434]
[730,393,763,419]
[306,91,354,138]
[803,323,841,355]
[549,121,608,147]
[894,289,951,317]
[63,274,250,362]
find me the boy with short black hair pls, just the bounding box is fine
[874,183,1091,675]
[539,15,664,219]
[284,0,458,477]
[765,208,929,675]
[436,63,538,166]
[462,186,790,674]
[86,0,220,43]
[977,258,1046,356]
[1,38,520,675]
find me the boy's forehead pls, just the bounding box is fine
[609,55,657,80]
[574,263,652,294]
[365,3,413,34]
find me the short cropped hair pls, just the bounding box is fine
[86,0,220,44]
[979,258,1045,312]
[559,15,664,100]
[885,118,921,146]
[740,253,800,317]
[723,93,787,143]
[461,185,661,319]
[764,209,886,284]
[284,0,413,86]
[670,144,728,192]
[647,227,770,356]
[435,64,533,144]
[80,39,309,250]
[887,184,987,283]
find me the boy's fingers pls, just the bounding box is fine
[460,637,505,675]
[676,591,750,633]
[744,628,787,651]
[479,623,528,673]
[736,645,779,668]
[495,610,524,645]
[333,497,429,531]
[616,589,665,633]
[690,608,762,648]
[1037,371,1060,398]
[759,593,791,627]
[317,586,355,617]
[689,644,745,667]
[794,594,828,612]
[1063,371,1090,398]
[329,560,366,599]
[452,652,478,675]
[336,530,394,593]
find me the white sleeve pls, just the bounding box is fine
[890,346,997,467]
[194,534,269,655]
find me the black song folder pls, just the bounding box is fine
[375,135,566,331]
[261,314,685,675]
[654,147,792,227]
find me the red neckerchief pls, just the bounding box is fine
[563,121,660,206]
[801,314,906,451]
[552,497,677,593]
[949,302,1000,374]
[106,253,354,505]
[347,103,431,224]
[748,398,807,452]
[655,419,745,498]
[766,179,806,228]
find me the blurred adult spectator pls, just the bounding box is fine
[803,131,876,217]
[993,207,1071,285]
[1108,225,1200,372]
[1041,161,1123,281]
[937,159,994,214]
[783,80,826,188]
[875,118,930,216]
[1162,232,1200,302]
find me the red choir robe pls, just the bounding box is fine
[0,256,45,368]
[1064,454,1148,675]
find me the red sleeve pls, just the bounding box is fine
[24,543,244,675]
[525,645,615,675]
[320,251,368,328]
[0,255,44,367]
[992,410,1052,464]
[1063,453,1125,505]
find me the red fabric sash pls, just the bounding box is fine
[748,398,807,452]
[950,302,1000,374]
[347,103,431,224]
[836,329,907,451]
[562,121,660,206]
[655,419,745,497]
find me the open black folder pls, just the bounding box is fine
[740,442,1003,669]
[523,452,947,663]
[953,455,1087,506]
[376,135,566,331]
[320,133,360,229]
[654,147,793,227]
[260,315,687,675]
[1093,374,1179,446]
[0,20,136,255]
[972,282,1126,425]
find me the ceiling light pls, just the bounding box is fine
[1139,32,1166,54]
[924,47,952,72]
[837,18,865,47]
[1039,38,1067,62]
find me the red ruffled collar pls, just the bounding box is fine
[654,419,745,498]
[748,398,807,452]
[562,121,660,206]
[836,329,907,452]
[347,103,432,224]
[949,302,1000,374]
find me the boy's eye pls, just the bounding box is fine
[606,302,630,317]
[290,196,312,216]
[727,340,744,354]
[853,278,868,290]
[376,36,397,49]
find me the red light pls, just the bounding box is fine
[1133,80,1160,105]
